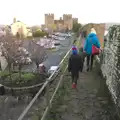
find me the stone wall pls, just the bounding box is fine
[82,23,105,48]
[101,25,120,117]
[63,14,73,30]
[45,14,54,33]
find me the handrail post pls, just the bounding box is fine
[46,79,50,115]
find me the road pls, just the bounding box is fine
[43,36,73,71]
[22,36,74,72]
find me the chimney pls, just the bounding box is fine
[13,17,16,23]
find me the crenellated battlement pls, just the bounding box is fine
[44,13,77,32]
[45,13,54,18]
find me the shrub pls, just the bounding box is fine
[33,30,48,37]
[11,73,36,84]
[22,73,35,82]
[0,71,10,77]
[11,73,19,80]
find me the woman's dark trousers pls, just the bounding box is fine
[87,54,94,71]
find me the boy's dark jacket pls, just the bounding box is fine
[68,54,83,73]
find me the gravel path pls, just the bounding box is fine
[47,62,117,120]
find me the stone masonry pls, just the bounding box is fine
[101,25,120,117]
[44,14,74,33]
[82,23,105,48]
[63,14,73,30]
[45,14,54,33]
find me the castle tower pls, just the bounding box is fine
[45,14,54,28]
[45,14,54,33]
[63,14,73,30]
[13,17,16,23]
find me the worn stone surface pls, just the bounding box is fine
[101,25,120,118]
[47,66,116,120]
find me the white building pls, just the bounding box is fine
[11,18,31,38]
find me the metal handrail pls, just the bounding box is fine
[17,48,72,120]
[41,65,68,120]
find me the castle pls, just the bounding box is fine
[42,14,78,33]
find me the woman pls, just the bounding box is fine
[83,28,100,71]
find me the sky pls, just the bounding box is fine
[0,0,120,26]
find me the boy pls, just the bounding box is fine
[68,45,83,88]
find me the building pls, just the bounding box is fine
[63,14,73,30]
[73,18,78,24]
[44,14,77,33]
[11,18,29,38]
[45,14,54,33]
[54,17,64,32]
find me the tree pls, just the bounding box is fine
[1,35,17,80]
[1,34,32,81]
[72,23,82,33]
[29,41,47,71]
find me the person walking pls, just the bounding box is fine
[79,31,87,66]
[81,31,87,48]
[68,45,83,88]
[83,28,100,71]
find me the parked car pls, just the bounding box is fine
[48,66,59,75]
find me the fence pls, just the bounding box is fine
[17,47,72,120]
[17,35,80,120]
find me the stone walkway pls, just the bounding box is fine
[48,63,117,120]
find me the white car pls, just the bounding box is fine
[48,66,59,75]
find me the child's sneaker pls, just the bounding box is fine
[72,83,76,89]
[74,83,77,88]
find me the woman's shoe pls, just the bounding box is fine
[87,67,89,72]
[90,66,92,71]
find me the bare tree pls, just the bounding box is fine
[31,41,47,70]
[1,34,31,81]
[0,35,17,80]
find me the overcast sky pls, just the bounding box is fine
[0,0,120,26]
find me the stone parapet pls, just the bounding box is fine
[101,25,120,117]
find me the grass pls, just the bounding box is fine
[46,37,81,120]
[45,51,71,120]
[22,73,36,82]
[0,71,10,77]
[46,75,70,120]
[30,36,81,120]
[0,71,45,87]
